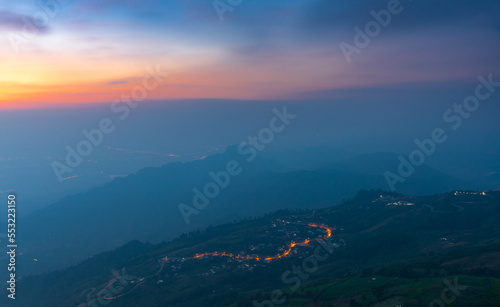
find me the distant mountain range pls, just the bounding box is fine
[7,146,486,276]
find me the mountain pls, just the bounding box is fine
[11,147,469,275]
[330,152,469,195]
[10,189,500,307]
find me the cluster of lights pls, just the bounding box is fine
[386,201,415,206]
[454,191,486,196]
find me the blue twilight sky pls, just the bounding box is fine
[0,0,499,107]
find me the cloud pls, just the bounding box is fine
[107,80,128,85]
[0,10,51,33]
[298,0,500,30]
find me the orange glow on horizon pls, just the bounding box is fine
[0,48,349,109]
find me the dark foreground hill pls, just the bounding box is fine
[10,189,500,307]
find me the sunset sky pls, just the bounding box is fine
[1,0,499,108]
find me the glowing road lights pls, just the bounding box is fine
[179,222,334,263]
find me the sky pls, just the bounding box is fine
[1,0,499,108]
